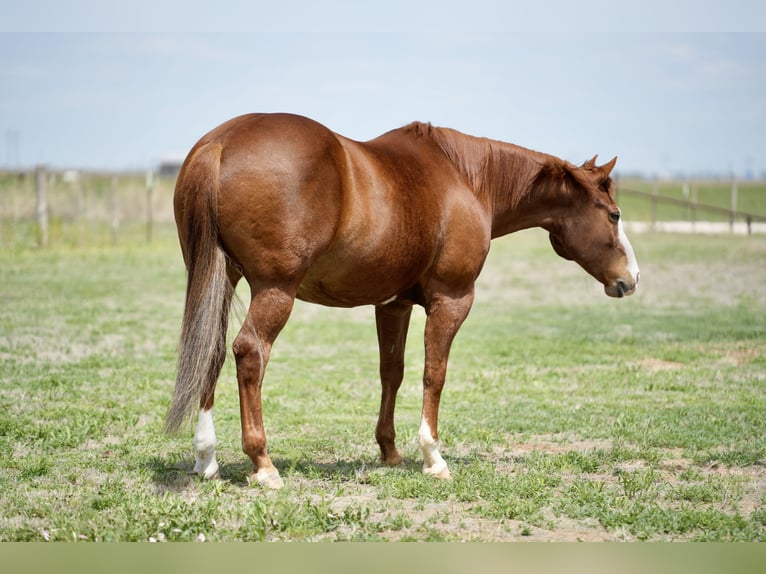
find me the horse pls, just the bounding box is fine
[166,113,639,488]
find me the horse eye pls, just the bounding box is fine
[609,211,621,223]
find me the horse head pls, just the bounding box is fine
[547,156,640,298]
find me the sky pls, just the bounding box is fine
[1,1,765,177]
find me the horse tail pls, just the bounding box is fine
[165,141,234,434]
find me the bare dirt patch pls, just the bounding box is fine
[633,358,685,372]
[501,434,614,458]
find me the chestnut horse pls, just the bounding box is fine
[166,113,639,488]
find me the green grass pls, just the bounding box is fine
[0,226,764,541]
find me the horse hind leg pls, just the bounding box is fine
[193,398,219,479]
[192,339,226,480]
[193,264,241,480]
[234,286,295,489]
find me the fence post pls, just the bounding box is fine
[110,175,119,244]
[35,165,48,247]
[145,170,154,243]
[650,178,658,231]
[75,171,85,247]
[730,177,738,233]
[690,180,698,232]
[0,176,4,246]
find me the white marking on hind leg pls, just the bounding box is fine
[193,408,220,479]
[418,417,451,479]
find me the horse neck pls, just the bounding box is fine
[482,141,568,238]
[429,127,566,238]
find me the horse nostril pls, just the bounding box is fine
[615,280,627,297]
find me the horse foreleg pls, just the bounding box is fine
[374,302,413,466]
[234,287,295,489]
[419,289,474,479]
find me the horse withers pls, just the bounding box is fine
[166,113,639,488]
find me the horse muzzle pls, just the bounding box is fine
[605,272,639,298]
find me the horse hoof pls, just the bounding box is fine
[381,453,403,466]
[194,461,220,480]
[200,468,221,480]
[251,469,284,489]
[423,464,452,480]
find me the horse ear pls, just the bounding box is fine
[595,156,617,182]
[582,155,598,169]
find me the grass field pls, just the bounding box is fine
[0,225,764,541]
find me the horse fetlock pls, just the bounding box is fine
[193,408,218,478]
[418,418,451,478]
[194,437,215,453]
[375,429,399,459]
[193,441,218,478]
[379,450,403,467]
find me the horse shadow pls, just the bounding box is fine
[147,454,424,491]
[147,456,257,491]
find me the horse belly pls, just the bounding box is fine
[296,246,427,307]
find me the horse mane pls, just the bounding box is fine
[403,122,572,210]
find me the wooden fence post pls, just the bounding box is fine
[146,170,154,243]
[0,181,3,246]
[730,177,738,233]
[75,171,85,246]
[35,165,48,247]
[690,180,698,232]
[650,178,658,231]
[110,175,119,244]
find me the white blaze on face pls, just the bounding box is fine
[618,219,640,285]
[193,408,219,479]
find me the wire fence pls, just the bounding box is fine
[1,167,766,248]
[0,167,177,248]
[616,183,766,235]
